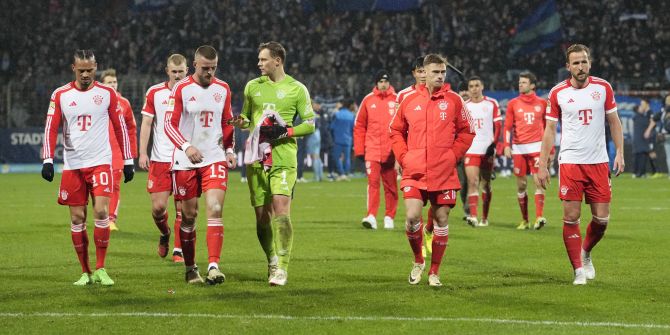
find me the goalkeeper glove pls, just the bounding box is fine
[260,124,293,140]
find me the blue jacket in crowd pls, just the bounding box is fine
[329,107,355,146]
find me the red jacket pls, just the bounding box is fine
[354,86,397,162]
[110,93,137,168]
[503,91,547,147]
[389,84,475,191]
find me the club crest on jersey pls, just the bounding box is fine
[93,95,103,105]
[534,105,542,112]
[591,92,601,101]
[60,190,68,200]
[560,185,569,196]
[276,90,286,99]
[213,93,222,103]
[438,101,448,111]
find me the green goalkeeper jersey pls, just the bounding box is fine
[241,74,315,168]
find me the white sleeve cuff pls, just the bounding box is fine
[225,148,234,155]
[43,158,53,164]
[124,159,134,165]
[181,142,192,151]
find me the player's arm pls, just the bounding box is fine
[290,85,316,137]
[138,89,155,170]
[41,92,63,182]
[452,97,476,161]
[165,88,202,163]
[536,93,560,189]
[389,99,409,165]
[122,98,138,158]
[604,82,623,176]
[353,98,368,158]
[108,92,135,182]
[489,100,502,156]
[231,82,252,129]
[220,85,237,169]
[503,100,514,158]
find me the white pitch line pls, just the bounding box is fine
[0,312,668,330]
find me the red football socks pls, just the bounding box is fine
[71,223,91,274]
[583,218,607,252]
[174,212,182,249]
[207,218,224,264]
[429,225,449,275]
[180,225,196,267]
[405,222,424,264]
[535,193,545,218]
[468,194,479,218]
[518,192,529,222]
[562,221,582,269]
[94,218,110,269]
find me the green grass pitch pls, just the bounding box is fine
[0,172,668,334]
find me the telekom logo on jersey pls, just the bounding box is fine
[524,112,534,124]
[200,111,214,127]
[579,109,593,125]
[77,115,92,131]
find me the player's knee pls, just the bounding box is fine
[151,203,167,218]
[592,215,609,225]
[181,207,198,221]
[92,208,108,220]
[405,218,421,232]
[70,214,86,225]
[207,201,222,217]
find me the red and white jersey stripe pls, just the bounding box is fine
[42,81,132,170]
[142,82,174,163]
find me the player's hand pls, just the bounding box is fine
[503,147,512,159]
[228,115,249,128]
[41,163,54,182]
[394,160,402,175]
[485,143,496,157]
[185,146,204,164]
[534,166,550,190]
[226,152,237,169]
[260,124,291,140]
[139,154,150,170]
[613,152,625,177]
[123,164,135,183]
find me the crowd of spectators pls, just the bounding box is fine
[1,0,669,127]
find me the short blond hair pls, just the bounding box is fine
[167,54,187,66]
[100,68,117,81]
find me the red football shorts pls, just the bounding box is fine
[512,152,540,177]
[464,154,493,171]
[559,163,611,203]
[58,164,114,206]
[147,161,173,193]
[173,161,229,201]
[402,186,457,207]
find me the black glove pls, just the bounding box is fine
[485,143,496,157]
[356,155,365,162]
[41,163,54,182]
[123,164,135,183]
[260,124,290,140]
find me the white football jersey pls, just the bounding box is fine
[164,76,234,170]
[465,97,502,155]
[547,76,617,164]
[43,81,132,170]
[141,82,174,163]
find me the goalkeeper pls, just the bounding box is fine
[230,41,315,286]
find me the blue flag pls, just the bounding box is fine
[508,0,562,57]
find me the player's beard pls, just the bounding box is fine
[79,78,92,89]
[573,71,588,83]
[199,73,212,86]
